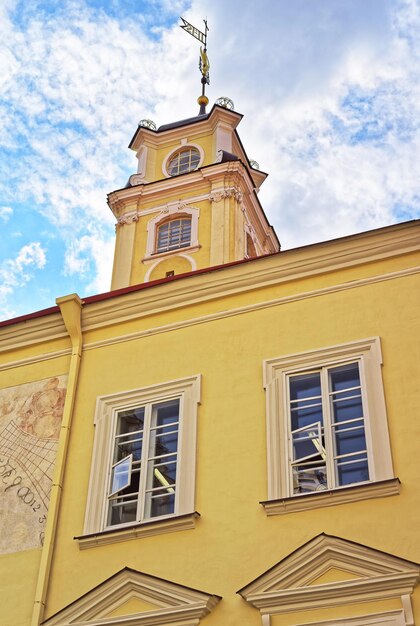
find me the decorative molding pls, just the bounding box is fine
[114,189,243,227]
[116,211,140,226]
[209,187,243,202]
[0,348,71,372]
[238,534,420,616]
[129,173,145,186]
[86,220,420,333]
[296,610,406,626]
[43,567,221,626]
[0,312,67,355]
[260,478,400,515]
[81,266,420,351]
[76,512,199,549]
[2,225,419,355]
[144,205,200,259]
[143,253,197,282]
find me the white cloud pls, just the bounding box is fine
[0,242,47,318]
[64,232,114,295]
[0,206,13,222]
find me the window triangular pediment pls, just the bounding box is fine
[44,567,221,626]
[105,596,162,617]
[238,534,419,614]
[306,567,361,586]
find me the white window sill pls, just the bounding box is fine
[260,478,400,516]
[75,512,199,549]
[143,244,200,262]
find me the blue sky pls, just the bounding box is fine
[0,0,419,320]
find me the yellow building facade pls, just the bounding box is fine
[0,102,419,626]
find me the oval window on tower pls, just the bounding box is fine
[167,147,201,176]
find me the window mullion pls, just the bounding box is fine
[285,375,295,497]
[137,403,151,522]
[321,367,335,489]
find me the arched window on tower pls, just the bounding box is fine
[155,216,192,253]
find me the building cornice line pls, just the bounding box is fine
[82,265,419,351]
[0,315,67,354]
[108,161,254,214]
[80,226,420,330]
[0,348,72,372]
[116,187,242,226]
[1,222,419,356]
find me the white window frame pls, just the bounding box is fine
[144,206,200,260]
[262,338,397,513]
[83,375,200,537]
[162,142,204,178]
[285,360,370,495]
[156,216,192,253]
[292,610,407,626]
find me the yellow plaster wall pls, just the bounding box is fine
[0,345,72,626]
[0,549,41,626]
[41,250,420,625]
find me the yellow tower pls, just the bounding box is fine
[109,103,279,289]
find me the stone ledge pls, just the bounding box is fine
[75,512,199,549]
[260,478,400,516]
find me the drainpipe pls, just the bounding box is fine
[31,294,83,626]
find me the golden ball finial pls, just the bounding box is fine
[197,95,209,106]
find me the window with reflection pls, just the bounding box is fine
[107,399,180,527]
[167,147,200,176]
[287,362,369,495]
[156,217,192,253]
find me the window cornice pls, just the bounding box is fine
[75,511,200,549]
[260,477,400,515]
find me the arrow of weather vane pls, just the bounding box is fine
[180,17,210,86]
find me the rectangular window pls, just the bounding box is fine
[83,375,201,538]
[107,399,180,527]
[288,362,369,495]
[262,338,397,513]
[156,218,192,253]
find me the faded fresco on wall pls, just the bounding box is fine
[0,376,67,554]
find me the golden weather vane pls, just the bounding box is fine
[180,17,210,114]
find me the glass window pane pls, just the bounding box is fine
[329,363,360,392]
[156,219,191,252]
[168,148,200,176]
[110,455,132,494]
[109,500,137,526]
[334,428,366,457]
[114,435,143,462]
[154,431,178,456]
[337,459,369,486]
[290,372,321,401]
[332,395,363,423]
[151,460,177,489]
[149,492,175,518]
[292,465,327,494]
[292,429,325,462]
[117,407,145,435]
[154,400,180,427]
[291,403,323,430]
